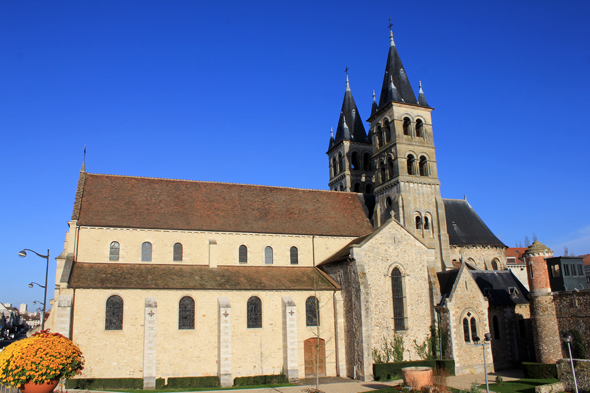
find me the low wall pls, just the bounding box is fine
[557,358,590,393]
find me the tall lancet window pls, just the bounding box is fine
[391,268,406,330]
[105,295,123,330]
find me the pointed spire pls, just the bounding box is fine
[328,127,335,150]
[371,90,378,116]
[378,30,417,106]
[418,80,429,107]
[330,127,334,139]
[332,74,368,145]
[387,76,402,103]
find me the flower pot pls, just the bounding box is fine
[19,379,59,393]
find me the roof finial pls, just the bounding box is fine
[330,127,334,138]
[388,16,395,46]
[372,90,376,102]
[83,145,86,162]
[346,72,350,91]
[419,81,423,94]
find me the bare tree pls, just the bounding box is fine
[564,246,569,256]
[524,236,531,247]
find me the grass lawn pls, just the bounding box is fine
[479,378,558,393]
[362,378,559,393]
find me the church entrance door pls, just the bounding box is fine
[304,337,326,378]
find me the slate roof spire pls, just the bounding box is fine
[418,81,429,107]
[378,30,417,106]
[387,75,402,103]
[371,90,378,116]
[328,127,335,150]
[333,74,368,144]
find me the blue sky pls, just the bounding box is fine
[1,1,589,311]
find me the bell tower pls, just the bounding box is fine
[368,30,452,271]
[327,75,374,194]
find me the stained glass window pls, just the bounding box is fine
[306,296,319,327]
[179,296,194,329]
[239,245,247,263]
[470,317,478,341]
[109,242,120,261]
[142,242,152,262]
[290,247,298,265]
[391,268,406,330]
[247,296,262,328]
[463,318,470,342]
[105,295,123,330]
[173,243,183,262]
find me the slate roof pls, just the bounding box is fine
[437,269,459,300]
[74,173,374,237]
[378,32,417,107]
[332,77,368,146]
[469,270,530,306]
[68,262,340,291]
[443,199,505,247]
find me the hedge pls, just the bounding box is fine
[66,378,146,390]
[166,376,220,388]
[522,362,558,379]
[373,359,455,381]
[233,374,289,386]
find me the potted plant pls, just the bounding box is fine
[0,330,84,393]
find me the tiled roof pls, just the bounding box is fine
[443,199,505,247]
[506,247,527,263]
[580,254,590,266]
[68,262,340,291]
[75,173,374,237]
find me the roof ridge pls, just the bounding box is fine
[86,172,356,195]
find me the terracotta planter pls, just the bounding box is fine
[401,366,433,390]
[19,379,59,393]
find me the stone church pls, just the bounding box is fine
[47,29,527,387]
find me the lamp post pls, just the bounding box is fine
[19,249,49,330]
[474,333,492,393]
[562,332,579,393]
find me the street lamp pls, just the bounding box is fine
[474,333,492,393]
[19,249,49,330]
[562,332,579,393]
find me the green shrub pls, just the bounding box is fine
[66,378,144,390]
[233,374,288,386]
[435,359,455,376]
[166,376,220,388]
[522,362,558,379]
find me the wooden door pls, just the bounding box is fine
[304,337,326,378]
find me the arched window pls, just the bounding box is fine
[463,318,470,342]
[416,119,424,137]
[247,296,262,328]
[470,317,478,341]
[365,184,373,194]
[493,315,500,339]
[105,295,123,330]
[363,153,371,171]
[419,156,429,176]
[173,243,183,261]
[265,246,273,264]
[179,296,195,330]
[290,246,298,265]
[376,126,383,147]
[306,296,320,327]
[331,158,337,178]
[491,259,499,270]
[353,183,361,193]
[387,157,395,180]
[380,161,386,184]
[424,216,430,230]
[391,268,406,330]
[415,215,422,230]
[407,155,415,175]
[239,245,248,263]
[383,121,391,144]
[403,117,411,136]
[339,184,344,191]
[351,152,359,170]
[141,242,152,262]
[337,154,343,174]
[109,241,120,261]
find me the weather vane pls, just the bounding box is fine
[388,15,392,30]
[345,66,349,75]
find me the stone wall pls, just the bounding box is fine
[69,288,338,382]
[488,304,534,369]
[554,290,590,359]
[449,245,506,271]
[557,359,590,393]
